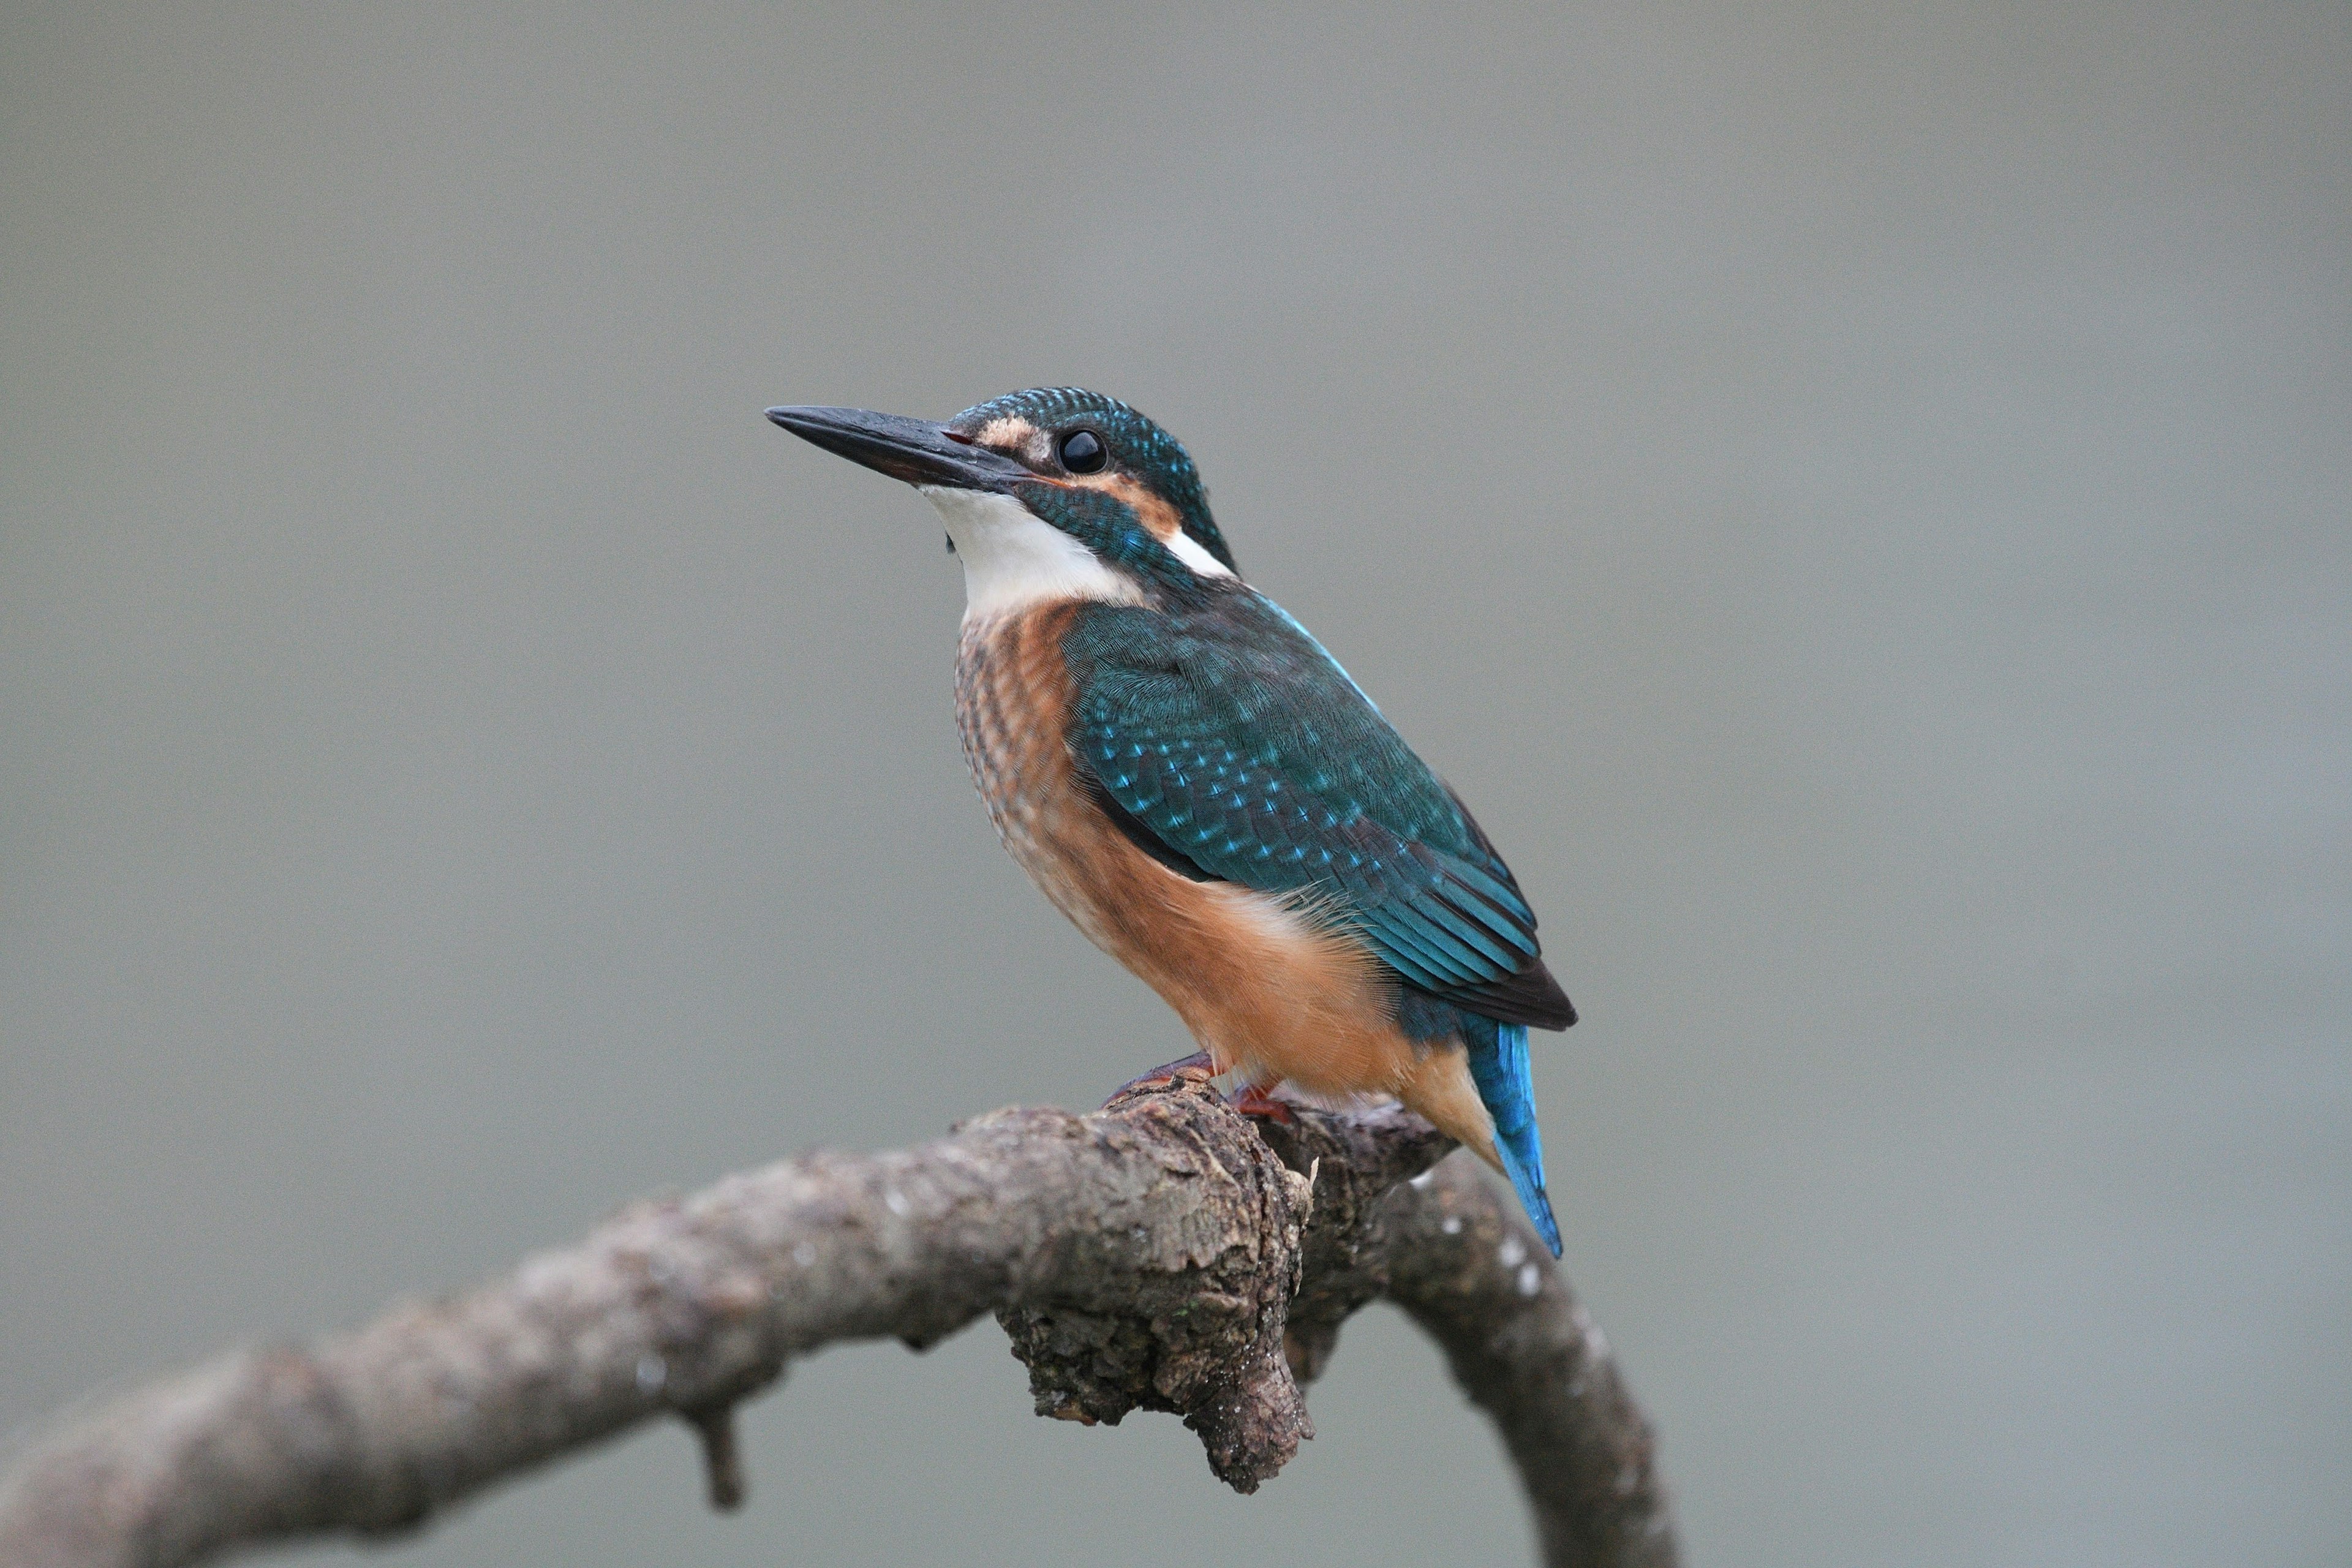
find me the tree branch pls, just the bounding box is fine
[0,1068,1675,1567]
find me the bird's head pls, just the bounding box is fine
[767,388,1238,619]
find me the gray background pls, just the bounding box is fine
[4,4,2346,1564]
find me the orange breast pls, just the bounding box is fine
[952,606,1480,1133]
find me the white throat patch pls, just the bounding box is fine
[922,487,1144,621]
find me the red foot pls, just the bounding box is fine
[1228,1079,1297,1125]
[1107,1051,1215,1106]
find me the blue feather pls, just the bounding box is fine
[1063,595,1575,1031]
[1464,1017,1562,1257]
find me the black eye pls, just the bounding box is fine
[1059,429,1106,473]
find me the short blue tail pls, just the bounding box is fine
[1463,1017,1562,1257]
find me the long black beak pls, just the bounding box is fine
[765,405,1030,491]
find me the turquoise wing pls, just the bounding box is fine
[1063,597,1575,1029]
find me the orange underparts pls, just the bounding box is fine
[957,601,1506,1173]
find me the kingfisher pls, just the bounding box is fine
[765,389,1576,1254]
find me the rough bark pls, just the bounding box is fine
[0,1068,1675,1568]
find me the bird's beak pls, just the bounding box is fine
[765,405,1030,492]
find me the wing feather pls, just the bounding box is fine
[1065,596,1575,1030]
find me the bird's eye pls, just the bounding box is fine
[1059,429,1106,473]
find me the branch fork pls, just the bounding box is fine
[0,1068,1673,1567]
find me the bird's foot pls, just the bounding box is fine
[1227,1079,1297,1125]
[1106,1051,1216,1107]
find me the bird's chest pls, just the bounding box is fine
[954,607,1106,922]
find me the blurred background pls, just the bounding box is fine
[4,4,2346,1564]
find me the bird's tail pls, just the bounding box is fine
[1464,1017,1562,1257]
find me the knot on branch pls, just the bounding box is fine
[995,1069,1317,1491]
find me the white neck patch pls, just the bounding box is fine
[921,487,1144,622]
[1162,525,1236,581]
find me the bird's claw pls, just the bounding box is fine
[1106,1051,1216,1106]
[1227,1081,1297,1125]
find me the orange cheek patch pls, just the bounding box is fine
[1062,472,1186,546]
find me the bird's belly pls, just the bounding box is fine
[954,608,1436,1102]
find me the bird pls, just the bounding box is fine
[765,388,1576,1255]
